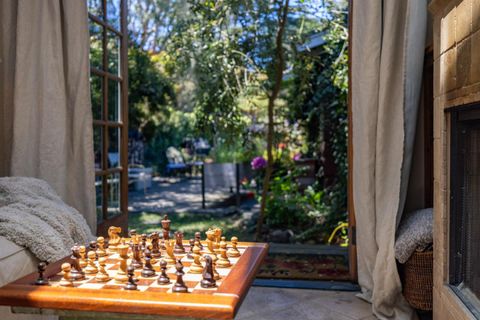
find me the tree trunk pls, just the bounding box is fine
[255,0,290,241]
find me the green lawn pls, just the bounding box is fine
[129,211,255,242]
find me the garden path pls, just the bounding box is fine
[128,177,232,213]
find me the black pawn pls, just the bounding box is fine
[141,248,156,278]
[124,265,138,290]
[131,243,143,269]
[172,259,188,293]
[200,255,216,288]
[35,262,49,286]
[187,239,195,259]
[157,259,170,285]
[195,232,203,249]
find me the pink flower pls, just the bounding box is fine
[293,153,302,161]
[251,156,267,170]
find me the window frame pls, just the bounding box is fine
[88,0,129,236]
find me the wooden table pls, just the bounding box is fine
[0,242,268,320]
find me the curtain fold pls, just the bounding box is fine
[0,0,96,233]
[352,1,427,319]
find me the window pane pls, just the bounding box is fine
[88,0,103,18]
[94,125,103,170]
[89,22,103,70]
[106,172,121,219]
[106,0,121,30]
[108,127,120,168]
[108,80,120,121]
[107,31,120,75]
[95,176,103,223]
[90,74,103,120]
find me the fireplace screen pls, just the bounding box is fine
[450,107,480,310]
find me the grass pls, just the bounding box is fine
[129,211,255,242]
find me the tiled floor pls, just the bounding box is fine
[236,287,374,320]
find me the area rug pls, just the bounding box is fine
[256,253,350,281]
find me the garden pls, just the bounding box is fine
[119,0,349,246]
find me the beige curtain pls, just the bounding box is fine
[0,0,96,233]
[352,1,427,319]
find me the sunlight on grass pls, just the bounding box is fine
[129,211,255,241]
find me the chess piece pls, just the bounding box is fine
[141,234,147,251]
[172,259,188,293]
[206,237,215,254]
[70,245,85,280]
[227,236,241,258]
[164,240,176,265]
[195,232,203,250]
[157,259,170,285]
[114,244,129,283]
[201,255,216,288]
[174,231,185,254]
[216,238,231,268]
[108,226,122,252]
[129,229,137,238]
[210,251,220,280]
[141,248,156,278]
[131,243,143,269]
[161,214,171,237]
[85,251,98,274]
[150,232,161,258]
[34,262,49,286]
[186,239,195,259]
[189,241,203,274]
[95,257,110,282]
[96,236,107,257]
[59,263,74,287]
[89,240,98,255]
[78,245,87,268]
[124,265,138,290]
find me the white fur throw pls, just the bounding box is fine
[0,177,94,262]
[395,208,433,263]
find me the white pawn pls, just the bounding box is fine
[84,251,98,274]
[95,257,110,282]
[59,263,74,287]
[96,237,107,257]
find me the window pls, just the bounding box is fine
[449,105,480,317]
[88,0,128,235]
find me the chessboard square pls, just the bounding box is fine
[166,267,177,274]
[137,286,150,292]
[136,278,155,286]
[108,265,119,270]
[217,268,230,276]
[183,273,202,282]
[184,281,198,288]
[147,287,170,293]
[149,281,171,288]
[79,283,105,289]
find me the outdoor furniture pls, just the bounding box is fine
[128,167,153,192]
[165,147,188,176]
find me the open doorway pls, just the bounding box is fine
[88,0,353,286]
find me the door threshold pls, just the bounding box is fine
[253,278,360,291]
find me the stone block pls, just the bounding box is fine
[455,0,472,43]
[441,6,456,54]
[456,37,471,88]
[440,49,457,93]
[470,30,480,84]
[473,0,480,32]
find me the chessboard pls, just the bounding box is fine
[0,227,268,320]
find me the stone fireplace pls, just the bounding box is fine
[430,0,480,318]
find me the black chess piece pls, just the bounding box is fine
[157,259,170,285]
[195,232,203,249]
[141,234,147,251]
[129,229,137,238]
[34,262,49,286]
[174,231,185,254]
[150,232,161,258]
[70,245,85,280]
[131,243,143,269]
[200,255,216,288]
[141,248,156,278]
[172,259,188,293]
[124,265,138,290]
[187,239,195,259]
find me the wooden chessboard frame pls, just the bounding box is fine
[0,242,268,320]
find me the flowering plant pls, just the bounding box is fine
[251,156,267,170]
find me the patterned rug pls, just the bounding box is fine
[257,253,350,281]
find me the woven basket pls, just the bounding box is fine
[401,250,433,311]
